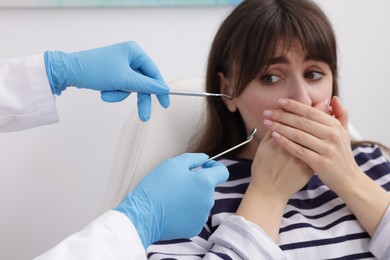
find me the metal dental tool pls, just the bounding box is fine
[207,128,257,161]
[169,90,232,100]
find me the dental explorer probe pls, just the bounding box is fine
[207,128,257,161]
[169,90,232,99]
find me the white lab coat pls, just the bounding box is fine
[35,210,146,260]
[0,54,146,259]
[0,54,59,131]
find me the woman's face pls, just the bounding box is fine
[222,41,333,159]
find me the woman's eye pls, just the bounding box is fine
[260,74,280,84]
[305,71,325,80]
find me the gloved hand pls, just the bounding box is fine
[44,41,170,121]
[114,153,229,248]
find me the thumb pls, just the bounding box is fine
[178,153,209,169]
[200,161,229,186]
[331,96,349,129]
[127,71,169,95]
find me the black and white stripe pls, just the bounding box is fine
[147,144,390,259]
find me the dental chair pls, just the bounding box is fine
[101,78,206,210]
[101,78,363,211]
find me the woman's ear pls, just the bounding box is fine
[218,72,237,112]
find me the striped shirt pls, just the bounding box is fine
[147,144,390,259]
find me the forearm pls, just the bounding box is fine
[0,54,59,131]
[335,170,390,236]
[236,183,287,242]
[208,215,286,259]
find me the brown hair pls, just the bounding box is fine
[190,0,338,156]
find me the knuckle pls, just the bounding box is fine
[294,145,307,158]
[296,117,307,129]
[128,41,136,47]
[328,131,341,143]
[293,131,305,143]
[318,157,331,169]
[307,108,317,120]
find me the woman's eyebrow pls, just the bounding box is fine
[265,56,289,65]
[304,54,326,62]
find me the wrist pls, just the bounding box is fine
[114,189,161,248]
[332,170,390,236]
[248,181,290,204]
[237,183,287,241]
[44,50,75,95]
[326,164,363,196]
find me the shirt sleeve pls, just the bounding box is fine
[34,210,146,260]
[369,204,390,259]
[206,215,287,259]
[0,54,59,132]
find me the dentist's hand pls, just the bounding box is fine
[114,153,229,248]
[44,41,170,121]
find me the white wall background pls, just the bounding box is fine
[0,1,389,259]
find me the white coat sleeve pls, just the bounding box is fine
[206,215,287,259]
[34,210,146,260]
[0,54,59,132]
[369,204,390,259]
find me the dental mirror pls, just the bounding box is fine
[207,128,257,161]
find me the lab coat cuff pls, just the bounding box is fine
[25,54,59,125]
[101,210,146,259]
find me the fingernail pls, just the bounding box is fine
[263,119,273,126]
[263,110,273,117]
[272,131,281,139]
[278,98,288,106]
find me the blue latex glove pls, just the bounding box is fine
[44,41,170,121]
[114,153,229,248]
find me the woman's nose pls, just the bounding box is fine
[288,80,312,106]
